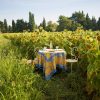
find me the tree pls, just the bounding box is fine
[41,18,46,30]
[46,21,58,32]
[57,15,73,31]
[29,12,36,32]
[3,19,8,33]
[29,12,32,32]
[85,13,92,30]
[23,21,29,32]
[71,21,82,31]
[0,21,3,33]
[16,19,24,32]
[91,16,97,30]
[12,20,16,32]
[8,25,12,33]
[97,17,100,30]
[16,19,29,32]
[31,13,35,31]
[57,15,83,31]
[71,11,86,28]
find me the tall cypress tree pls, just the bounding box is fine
[42,18,46,30]
[32,13,35,31]
[85,13,92,30]
[8,25,12,33]
[91,17,97,30]
[0,21,3,33]
[3,19,8,33]
[12,20,16,32]
[29,12,35,32]
[29,12,32,32]
[97,17,100,30]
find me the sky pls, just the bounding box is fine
[0,0,100,25]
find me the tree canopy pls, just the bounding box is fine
[0,11,100,33]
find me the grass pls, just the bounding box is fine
[0,34,9,46]
[0,34,87,100]
[0,35,45,100]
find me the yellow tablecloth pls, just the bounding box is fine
[37,49,66,80]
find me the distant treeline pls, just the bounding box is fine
[0,11,100,33]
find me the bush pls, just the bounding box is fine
[0,45,45,100]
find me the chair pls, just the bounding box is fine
[66,47,78,73]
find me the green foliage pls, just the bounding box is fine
[0,21,3,33]
[87,51,100,91]
[12,20,16,32]
[8,25,12,33]
[1,11,100,33]
[1,30,100,99]
[85,13,93,30]
[57,16,73,31]
[29,12,36,32]
[57,15,83,31]
[16,19,25,32]
[46,21,58,32]
[97,17,100,30]
[0,35,86,100]
[0,43,45,100]
[3,19,8,33]
[91,17,97,30]
[41,18,46,30]
[71,11,86,27]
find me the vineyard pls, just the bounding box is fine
[0,29,100,100]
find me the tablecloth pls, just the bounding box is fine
[36,49,66,80]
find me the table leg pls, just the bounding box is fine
[71,63,73,73]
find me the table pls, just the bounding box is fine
[36,49,66,80]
